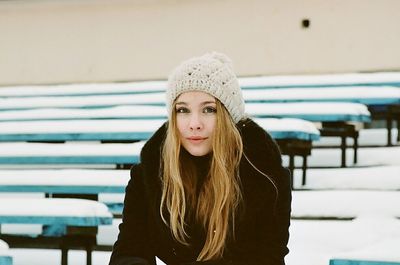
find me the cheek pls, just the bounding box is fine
[208,117,217,135]
[176,116,186,137]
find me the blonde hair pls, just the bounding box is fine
[160,99,243,261]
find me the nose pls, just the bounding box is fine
[189,113,203,131]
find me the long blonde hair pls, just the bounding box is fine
[160,99,243,261]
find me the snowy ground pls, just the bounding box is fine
[4,128,400,265]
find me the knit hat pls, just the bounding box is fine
[166,52,245,123]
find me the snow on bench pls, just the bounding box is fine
[243,86,400,105]
[0,103,364,169]
[0,118,318,186]
[243,87,399,146]
[302,165,400,191]
[246,102,371,123]
[0,81,166,98]
[0,118,319,142]
[291,190,400,220]
[0,105,167,122]
[330,241,400,265]
[0,198,113,265]
[0,89,383,117]
[0,93,166,111]
[0,169,129,194]
[0,102,371,123]
[239,72,400,89]
[0,240,12,265]
[0,169,129,217]
[0,92,372,153]
[0,142,144,166]
[0,72,399,98]
[329,217,400,265]
[0,198,112,229]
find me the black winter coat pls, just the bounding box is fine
[109,118,292,265]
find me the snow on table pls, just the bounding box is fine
[246,102,371,122]
[292,190,400,219]
[0,81,166,97]
[287,216,400,265]
[0,106,168,121]
[0,93,166,110]
[303,165,400,190]
[328,216,400,264]
[0,197,112,226]
[1,72,400,98]
[0,239,10,256]
[0,142,144,165]
[243,86,400,105]
[0,103,346,124]
[0,169,129,194]
[0,118,320,142]
[1,86,394,113]
[239,72,400,88]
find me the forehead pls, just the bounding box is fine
[176,91,215,103]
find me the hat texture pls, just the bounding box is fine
[166,52,245,123]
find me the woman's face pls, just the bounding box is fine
[175,91,217,156]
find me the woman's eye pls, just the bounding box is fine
[203,106,216,114]
[176,107,189,113]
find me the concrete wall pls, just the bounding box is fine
[1,0,400,86]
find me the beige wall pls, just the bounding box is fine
[1,0,400,86]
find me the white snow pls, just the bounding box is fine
[0,169,129,187]
[0,81,166,97]
[0,142,144,157]
[0,240,9,255]
[0,105,168,121]
[243,86,400,102]
[0,117,319,137]
[246,102,370,117]
[1,128,399,265]
[1,72,400,97]
[0,198,111,218]
[292,190,400,219]
[0,93,166,109]
[0,96,374,124]
[0,74,400,264]
[2,86,399,111]
[239,72,400,87]
[303,166,400,190]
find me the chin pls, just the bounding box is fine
[187,149,210,157]
[183,145,211,157]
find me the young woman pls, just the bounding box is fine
[109,52,292,265]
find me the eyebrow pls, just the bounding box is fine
[175,101,216,106]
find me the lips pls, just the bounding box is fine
[187,136,207,143]
[188,136,206,140]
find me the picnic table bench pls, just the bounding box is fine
[0,72,395,146]
[0,169,129,194]
[0,169,129,218]
[242,86,400,146]
[0,197,112,265]
[239,72,400,89]
[0,72,399,98]
[0,117,319,187]
[0,101,365,168]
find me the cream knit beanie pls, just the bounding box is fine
[166,52,245,123]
